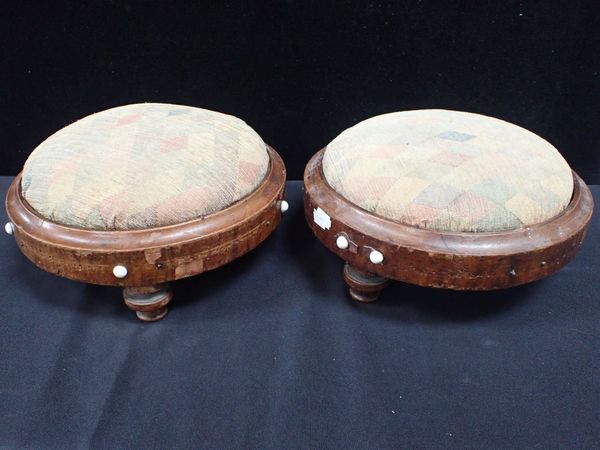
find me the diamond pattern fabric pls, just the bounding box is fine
[21,103,270,230]
[323,109,574,232]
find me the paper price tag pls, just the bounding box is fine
[313,207,331,230]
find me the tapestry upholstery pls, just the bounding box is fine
[21,103,270,231]
[323,109,574,232]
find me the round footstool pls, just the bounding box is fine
[5,103,287,321]
[304,109,593,301]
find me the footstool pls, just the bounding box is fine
[5,103,287,321]
[304,109,593,301]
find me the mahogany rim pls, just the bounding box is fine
[304,148,594,257]
[6,145,286,253]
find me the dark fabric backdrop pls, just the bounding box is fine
[2,3,600,448]
[1,0,599,181]
[1,180,600,449]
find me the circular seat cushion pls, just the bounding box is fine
[323,109,574,233]
[21,103,270,231]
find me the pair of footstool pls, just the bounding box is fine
[5,104,593,321]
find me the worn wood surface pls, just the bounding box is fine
[123,284,172,322]
[6,146,286,288]
[343,263,389,302]
[304,149,594,290]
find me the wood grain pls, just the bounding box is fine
[304,149,594,290]
[6,146,286,288]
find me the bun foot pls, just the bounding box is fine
[123,284,172,322]
[343,263,388,303]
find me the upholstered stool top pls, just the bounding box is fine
[323,109,574,232]
[21,103,270,231]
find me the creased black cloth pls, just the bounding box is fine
[1,178,599,449]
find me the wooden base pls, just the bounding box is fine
[123,284,172,322]
[343,263,388,302]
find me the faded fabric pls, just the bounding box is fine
[21,103,270,230]
[323,109,574,232]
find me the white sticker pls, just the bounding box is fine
[313,207,331,230]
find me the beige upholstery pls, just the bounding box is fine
[323,109,574,232]
[21,103,270,230]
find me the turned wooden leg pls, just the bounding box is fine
[123,284,172,322]
[343,263,388,303]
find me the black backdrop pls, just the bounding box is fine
[1,0,599,181]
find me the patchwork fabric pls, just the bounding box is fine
[323,109,574,232]
[22,103,270,230]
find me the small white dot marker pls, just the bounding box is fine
[113,265,128,279]
[279,200,289,213]
[4,222,14,235]
[369,250,384,265]
[336,235,349,250]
